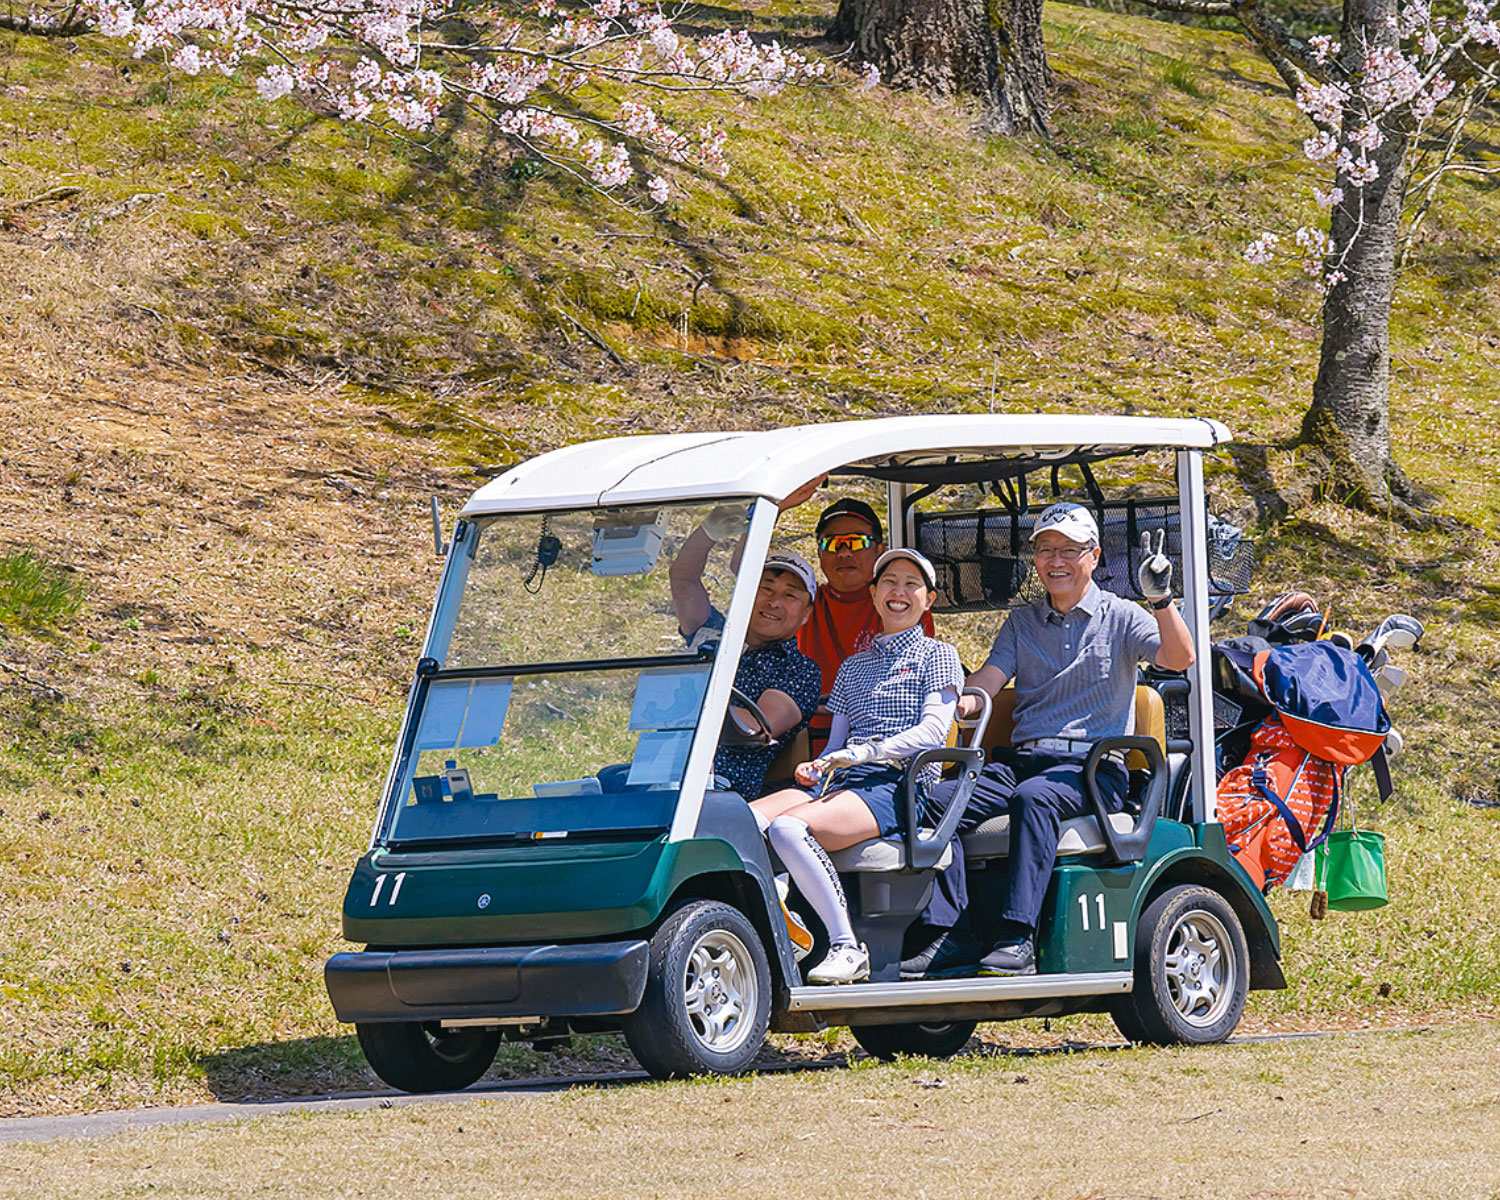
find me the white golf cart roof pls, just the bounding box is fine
[460,414,1231,516]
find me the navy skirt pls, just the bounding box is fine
[801,763,926,839]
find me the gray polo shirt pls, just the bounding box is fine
[984,583,1161,745]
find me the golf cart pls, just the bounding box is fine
[325,415,1283,1089]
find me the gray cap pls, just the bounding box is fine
[763,551,817,600]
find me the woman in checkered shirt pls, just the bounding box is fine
[751,548,963,984]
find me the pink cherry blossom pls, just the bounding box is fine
[60,0,872,204]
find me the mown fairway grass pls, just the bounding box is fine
[2,0,1499,1116]
[5,1025,1500,1198]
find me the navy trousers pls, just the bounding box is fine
[922,748,1129,932]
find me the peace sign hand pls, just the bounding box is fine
[1137,528,1173,602]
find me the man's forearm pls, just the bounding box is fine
[668,527,716,636]
[1153,601,1196,671]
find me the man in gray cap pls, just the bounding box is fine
[669,510,822,800]
[903,501,1194,978]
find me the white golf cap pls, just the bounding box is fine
[763,551,817,600]
[872,547,938,591]
[1030,502,1099,545]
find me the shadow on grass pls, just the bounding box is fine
[193,1028,1153,1106]
[196,1035,373,1103]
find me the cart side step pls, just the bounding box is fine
[786,970,1133,1012]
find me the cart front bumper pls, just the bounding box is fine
[325,940,650,1024]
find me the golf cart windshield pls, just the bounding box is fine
[380,501,755,847]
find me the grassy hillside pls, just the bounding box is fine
[2,0,1499,1114]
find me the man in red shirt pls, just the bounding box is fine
[797,497,934,696]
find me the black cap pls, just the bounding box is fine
[815,498,884,544]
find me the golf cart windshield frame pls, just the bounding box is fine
[366,498,780,851]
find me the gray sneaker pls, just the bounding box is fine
[900,928,983,979]
[977,937,1036,977]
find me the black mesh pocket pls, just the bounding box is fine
[915,499,1253,614]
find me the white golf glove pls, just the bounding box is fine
[1137,529,1173,602]
[701,503,750,543]
[814,743,880,773]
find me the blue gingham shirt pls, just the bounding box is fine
[986,583,1161,746]
[687,608,821,799]
[829,625,964,789]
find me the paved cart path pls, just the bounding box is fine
[0,1028,1385,1145]
[0,1071,655,1144]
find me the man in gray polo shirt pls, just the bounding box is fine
[904,501,1195,978]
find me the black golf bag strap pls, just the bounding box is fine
[1371,745,1393,802]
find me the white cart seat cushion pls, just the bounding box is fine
[830,836,954,872]
[960,812,1136,859]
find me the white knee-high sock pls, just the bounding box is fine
[753,808,771,836]
[768,816,856,949]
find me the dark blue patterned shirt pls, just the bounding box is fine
[688,609,821,799]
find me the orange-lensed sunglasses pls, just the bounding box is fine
[818,533,875,553]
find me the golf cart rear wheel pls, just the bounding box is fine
[622,899,771,1080]
[1112,884,1249,1046]
[356,1021,500,1094]
[850,1020,978,1062]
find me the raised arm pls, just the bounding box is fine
[1152,603,1196,672]
[729,474,827,573]
[667,526,716,640]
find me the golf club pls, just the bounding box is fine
[1358,612,1425,661]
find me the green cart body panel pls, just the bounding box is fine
[342,836,746,946]
[1035,819,1282,986]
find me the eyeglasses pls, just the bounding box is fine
[1033,544,1094,562]
[818,533,875,554]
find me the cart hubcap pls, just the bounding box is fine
[681,930,758,1055]
[1163,911,1234,1027]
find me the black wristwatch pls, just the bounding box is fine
[1151,595,1174,611]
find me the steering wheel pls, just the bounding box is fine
[720,686,775,748]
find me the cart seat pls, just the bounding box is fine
[831,837,953,872]
[961,811,1137,859]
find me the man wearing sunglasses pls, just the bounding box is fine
[902,501,1194,980]
[798,498,934,702]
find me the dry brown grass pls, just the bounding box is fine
[4,1024,1500,1198]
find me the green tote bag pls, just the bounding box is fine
[1315,829,1388,911]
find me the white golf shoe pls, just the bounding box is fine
[807,942,870,985]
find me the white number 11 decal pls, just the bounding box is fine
[1077,893,1107,931]
[369,872,407,907]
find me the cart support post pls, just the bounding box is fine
[1175,449,1217,823]
[669,497,779,844]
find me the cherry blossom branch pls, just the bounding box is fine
[27,0,878,201]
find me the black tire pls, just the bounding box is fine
[356,1021,500,1094]
[850,1020,979,1062]
[1111,884,1250,1046]
[622,899,772,1080]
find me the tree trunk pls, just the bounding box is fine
[994,0,1051,136]
[830,0,1050,136]
[1300,0,1429,519]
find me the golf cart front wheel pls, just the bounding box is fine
[850,1020,978,1061]
[1111,884,1249,1046]
[356,1020,500,1094]
[622,899,771,1080]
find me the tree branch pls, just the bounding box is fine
[1127,0,1233,15]
[1130,0,1319,100]
[1232,0,1321,95]
[2,184,82,211]
[0,12,90,34]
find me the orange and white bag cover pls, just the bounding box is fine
[1217,715,1344,889]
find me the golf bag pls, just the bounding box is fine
[1218,642,1391,890]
